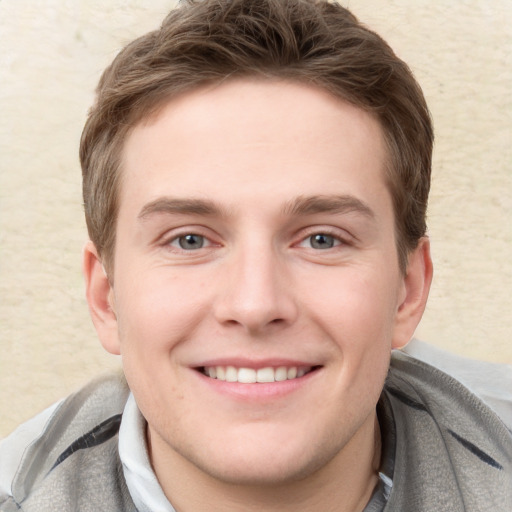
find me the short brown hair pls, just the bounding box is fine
[80,0,433,273]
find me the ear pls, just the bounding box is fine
[392,237,433,349]
[82,241,121,355]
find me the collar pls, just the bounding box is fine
[119,393,176,512]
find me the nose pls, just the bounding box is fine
[213,242,298,335]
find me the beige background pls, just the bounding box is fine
[1,1,511,439]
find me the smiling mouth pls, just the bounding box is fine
[199,365,320,384]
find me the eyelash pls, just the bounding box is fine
[298,234,341,250]
[162,228,349,254]
[165,232,215,251]
[295,229,349,251]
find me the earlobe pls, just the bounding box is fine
[392,237,433,349]
[82,241,121,355]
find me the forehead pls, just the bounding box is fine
[119,79,390,217]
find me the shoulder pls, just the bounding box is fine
[384,346,512,511]
[0,372,136,512]
[402,338,512,429]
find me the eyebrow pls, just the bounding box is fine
[138,197,227,220]
[138,194,375,221]
[281,195,376,219]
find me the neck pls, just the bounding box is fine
[148,412,381,512]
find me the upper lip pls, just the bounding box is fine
[192,357,322,369]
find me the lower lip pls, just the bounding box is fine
[193,368,320,401]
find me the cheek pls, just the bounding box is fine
[302,266,399,388]
[114,268,213,358]
[113,271,209,426]
[308,266,400,339]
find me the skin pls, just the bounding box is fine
[84,79,432,511]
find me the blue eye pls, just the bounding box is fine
[174,234,205,250]
[308,233,338,249]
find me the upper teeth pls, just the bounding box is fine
[204,366,310,383]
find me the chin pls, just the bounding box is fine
[199,454,324,487]
[179,428,346,487]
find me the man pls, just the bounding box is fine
[1,1,511,510]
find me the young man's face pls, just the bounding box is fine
[85,79,430,488]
